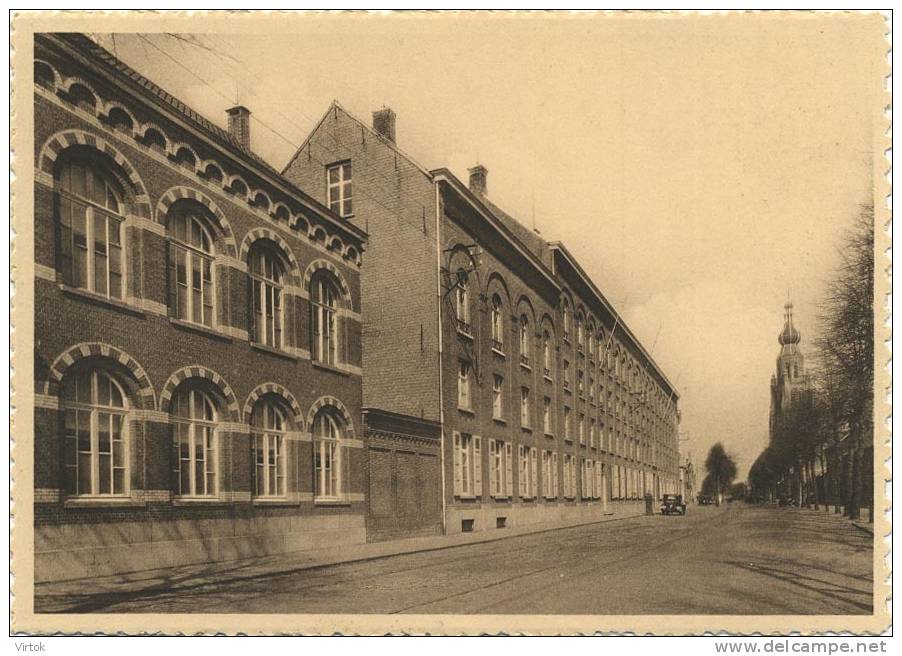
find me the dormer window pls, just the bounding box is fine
[327,161,352,217]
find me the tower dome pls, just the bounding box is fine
[778,301,801,346]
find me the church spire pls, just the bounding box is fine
[778,301,801,347]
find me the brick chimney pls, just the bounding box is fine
[227,105,251,150]
[372,107,396,143]
[468,164,488,195]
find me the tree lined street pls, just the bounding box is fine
[36,504,873,615]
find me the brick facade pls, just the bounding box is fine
[283,104,681,538]
[32,34,368,582]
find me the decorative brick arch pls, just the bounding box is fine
[34,59,62,87]
[156,186,237,257]
[239,228,302,286]
[59,76,103,114]
[38,129,152,218]
[303,259,353,308]
[44,342,156,410]
[136,121,172,154]
[306,396,355,437]
[159,365,240,421]
[243,383,305,430]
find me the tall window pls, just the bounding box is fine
[562,302,571,340]
[311,274,339,364]
[313,408,344,499]
[588,330,596,358]
[543,396,552,434]
[543,450,557,499]
[171,386,217,497]
[520,387,531,428]
[453,432,481,497]
[169,210,214,327]
[564,406,572,440]
[490,294,503,350]
[542,330,552,377]
[576,314,584,350]
[590,418,597,449]
[62,368,128,497]
[251,398,286,498]
[249,245,283,348]
[454,270,471,333]
[519,445,536,498]
[57,159,124,298]
[327,161,352,217]
[489,439,513,498]
[578,413,586,445]
[563,359,571,390]
[458,360,472,410]
[492,374,504,420]
[519,315,530,365]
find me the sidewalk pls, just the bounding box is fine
[795,505,875,535]
[35,502,649,610]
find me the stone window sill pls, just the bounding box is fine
[64,497,145,509]
[169,317,233,342]
[59,284,146,318]
[171,497,231,507]
[312,361,351,376]
[251,342,299,361]
[252,498,297,507]
[314,497,352,507]
[458,406,475,416]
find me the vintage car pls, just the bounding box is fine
[661,494,687,515]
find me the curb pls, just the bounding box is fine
[851,521,875,536]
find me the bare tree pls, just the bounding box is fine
[815,204,875,521]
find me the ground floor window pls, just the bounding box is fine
[170,386,218,498]
[543,450,558,499]
[518,445,537,498]
[313,408,345,500]
[489,439,513,498]
[61,368,129,497]
[453,432,482,497]
[251,398,287,498]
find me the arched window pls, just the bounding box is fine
[313,407,345,500]
[542,330,552,377]
[454,269,471,333]
[170,385,217,497]
[519,315,530,364]
[57,158,124,298]
[61,368,128,497]
[249,243,284,348]
[576,313,585,350]
[311,273,340,365]
[490,294,504,350]
[588,327,596,358]
[250,397,287,498]
[168,207,215,327]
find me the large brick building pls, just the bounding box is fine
[283,104,681,539]
[32,33,368,581]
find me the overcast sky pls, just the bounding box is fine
[91,13,881,478]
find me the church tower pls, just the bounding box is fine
[769,301,812,430]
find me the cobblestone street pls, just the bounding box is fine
[36,505,874,615]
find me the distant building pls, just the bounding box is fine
[283,103,681,540]
[679,459,696,502]
[768,301,814,499]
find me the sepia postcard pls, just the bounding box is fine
[9,9,891,636]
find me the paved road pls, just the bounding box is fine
[38,505,873,614]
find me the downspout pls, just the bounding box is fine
[434,179,447,534]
